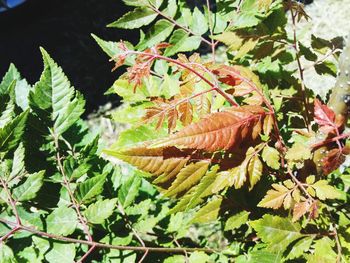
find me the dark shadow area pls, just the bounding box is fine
[0,0,139,113]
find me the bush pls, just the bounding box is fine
[1,0,350,262]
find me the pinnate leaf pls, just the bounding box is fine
[154,106,266,152]
[164,161,210,197]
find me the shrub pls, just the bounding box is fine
[1,0,350,262]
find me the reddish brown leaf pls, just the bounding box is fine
[167,107,179,132]
[212,65,243,86]
[321,148,345,174]
[153,105,266,152]
[314,99,337,134]
[292,201,311,222]
[178,101,193,126]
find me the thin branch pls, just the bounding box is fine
[0,226,20,242]
[0,177,21,225]
[0,218,218,254]
[120,50,238,106]
[291,9,312,130]
[311,133,350,149]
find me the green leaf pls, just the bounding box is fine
[136,19,174,50]
[164,29,201,57]
[190,197,222,224]
[122,0,148,6]
[45,243,76,263]
[191,7,208,35]
[0,94,15,128]
[164,161,210,197]
[118,175,141,207]
[108,7,157,29]
[29,48,85,135]
[75,173,107,204]
[250,214,304,253]
[225,211,250,231]
[46,206,78,236]
[285,142,311,167]
[164,255,185,263]
[12,171,45,201]
[286,236,314,260]
[0,244,17,263]
[10,143,25,179]
[311,180,342,200]
[0,63,20,95]
[236,250,282,263]
[0,110,29,154]
[248,155,263,190]
[189,251,210,263]
[307,237,337,263]
[84,198,117,224]
[262,146,280,170]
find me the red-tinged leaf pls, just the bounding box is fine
[153,105,266,152]
[321,148,345,174]
[212,65,243,86]
[292,201,311,222]
[167,107,178,132]
[178,101,193,126]
[105,146,189,182]
[143,106,166,130]
[314,99,337,133]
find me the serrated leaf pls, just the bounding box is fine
[0,110,29,154]
[190,197,222,224]
[286,236,314,260]
[311,180,342,200]
[75,173,107,204]
[262,146,280,170]
[224,211,250,231]
[0,63,20,95]
[136,19,174,50]
[169,166,218,213]
[29,48,85,135]
[292,201,311,222]
[105,146,189,183]
[12,171,45,201]
[118,175,141,207]
[45,243,76,263]
[46,206,78,236]
[258,184,289,209]
[164,29,201,57]
[165,161,210,197]
[153,106,266,152]
[84,198,117,224]
[10,143,25,179]
[307,237,337,263]
[108,7,157,29]
[250,214,304,253]
[191,7,208,35]
[248,155,263,190]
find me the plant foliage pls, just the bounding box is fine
[1,0,350,262]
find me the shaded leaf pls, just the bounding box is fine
[224,211,250,231]
[46,206,78,236]
[13,171,45,201]
[84,198,118,224]
[75,173,107,204]
[118,175,141,207]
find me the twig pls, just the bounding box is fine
[120,50,238,106]
[0,218,219,254]
[0,177,21,225]
[52,132,96,261]
[117,202,149,263]
[311,133,350,149]
[290,9,312,130]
